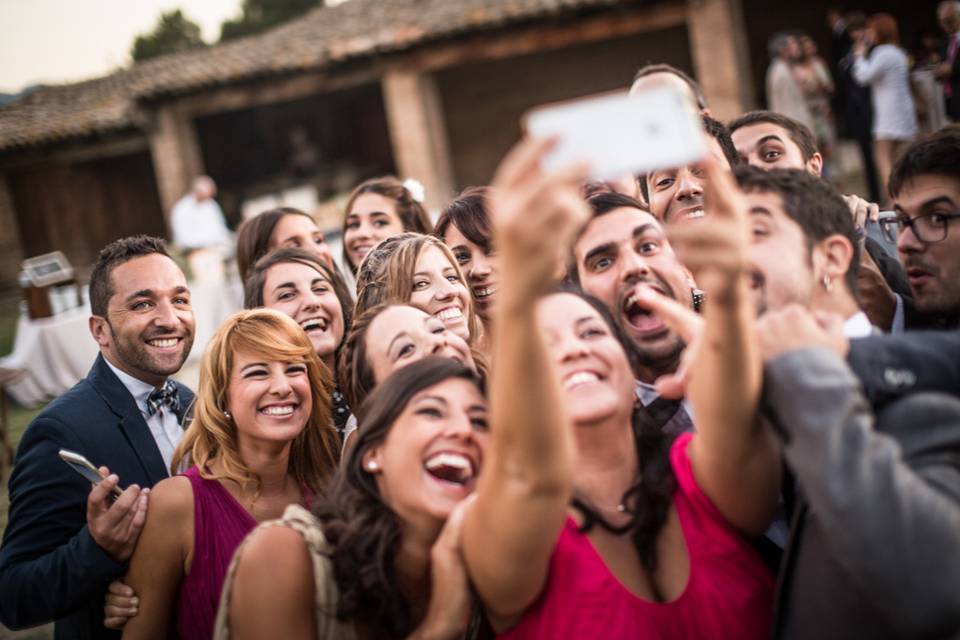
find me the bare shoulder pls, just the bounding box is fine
[146,475,194,520]
[237,525,312,579]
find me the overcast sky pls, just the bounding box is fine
[0,0,242,94]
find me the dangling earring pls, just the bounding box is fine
[822,275,833,292]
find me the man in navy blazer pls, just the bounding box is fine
[0,236,196,639]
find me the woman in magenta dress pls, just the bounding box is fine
[461,138,778,638]
[121,308,340,640]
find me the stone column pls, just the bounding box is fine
[382,70,455,212]
[686,0,754,121]
[147,106,205,227]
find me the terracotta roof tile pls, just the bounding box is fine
[0,0,638,152]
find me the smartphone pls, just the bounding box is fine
[58,449,123,498]
[867,211,898,258]
[524,86,706,181]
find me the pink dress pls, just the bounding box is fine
[175,466,257,640]
[499,433,774,639]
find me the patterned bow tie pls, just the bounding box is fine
[146,380,181,417]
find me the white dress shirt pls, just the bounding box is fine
[843,310,876,338]
[105,360,185,473]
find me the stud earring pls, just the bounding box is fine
[223,410,232,419]
[366,461,379,472]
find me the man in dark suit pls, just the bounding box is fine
[758,307,960,639]
[0,236,196,639]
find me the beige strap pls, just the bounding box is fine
[213,504,357,639]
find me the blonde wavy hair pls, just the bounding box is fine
[354,233,483,347]
[171,308,339,495]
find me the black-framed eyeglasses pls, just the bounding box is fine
[879,212,960,244]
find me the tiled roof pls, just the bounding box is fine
[0,0,640,152]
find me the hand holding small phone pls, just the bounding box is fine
[59,449,149,561]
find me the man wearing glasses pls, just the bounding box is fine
[881,126,960,329]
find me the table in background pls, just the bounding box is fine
[0,279,243,407]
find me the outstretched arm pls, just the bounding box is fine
[462,137,589,625]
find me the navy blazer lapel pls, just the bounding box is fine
[87,354,170,484]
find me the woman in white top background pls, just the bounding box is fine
[852,13,919,205]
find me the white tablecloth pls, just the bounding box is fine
[0,279,243,407]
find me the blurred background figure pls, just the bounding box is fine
[831,11,881,203]
[767,32,816,133]
[794,34,837,175]
[852,13,918,205]
[170,175,234,282]
[936,1,960,121]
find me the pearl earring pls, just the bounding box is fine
[366,461,379,472]
[223,410,232,419]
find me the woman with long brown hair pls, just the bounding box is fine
[216,357,489,639]
[341,177,432,275]
[235,207,336,282]
[120,309,340,640]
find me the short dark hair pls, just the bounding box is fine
[89,235,170,317]
[568,192,649,285]
[632,63,708,111]
[638,115,740,201]
[433,186,493,253]
[243,247,354,352]
[734,166,861,295]
[728,110,819,162]
[889,125,960,199]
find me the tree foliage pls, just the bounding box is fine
[220,0,320,41]
[131,9,205,62]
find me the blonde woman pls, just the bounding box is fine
[120,309,340,640]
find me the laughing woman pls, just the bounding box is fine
[341,177,432,276]
[215,357,490,639]
[354,233,485,352]
[434,188,499,334]
[243,248,354,438]
[461,140,778,638]
[120,309,340,640]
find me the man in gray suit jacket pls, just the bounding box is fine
[758,306,960,639]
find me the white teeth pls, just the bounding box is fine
[300,318,328,332]
[625,292,638,309]
[564,371,599,390]
[436,307,463,321]
[425,452,473,476]
[474,287,496,298]
[148,338,178,348]
[686,208,705,219]
[261,405,295,416]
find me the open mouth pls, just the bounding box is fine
[146,337,181,349]
[259,403,298,417]
[424,451,475,486]
[563,370,601,391]
[622,288,667,334]
[299,317,329,334]
[473,286,496,300]
[435,307,464,322]
[352,244,375,259]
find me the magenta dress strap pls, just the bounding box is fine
[176,466,257,640]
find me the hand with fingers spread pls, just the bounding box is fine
[665,158,751,304]
[86,466,149,562]
[630,287,704,400]
[756,305,849,362]
[489,136,591,300]
[104,580,138,630]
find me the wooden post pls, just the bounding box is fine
[382,70,455,212]
[0,173,25,288]
[686,0,754,120]
[147,106,205,226]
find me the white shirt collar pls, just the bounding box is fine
[103,358,160,415]
[843,310,875,338]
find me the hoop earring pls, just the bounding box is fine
[822,275,833,292]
